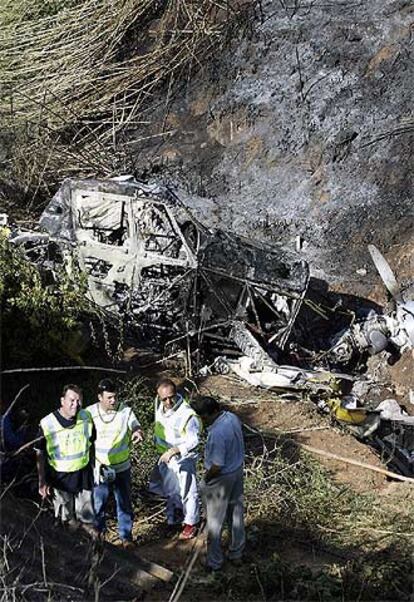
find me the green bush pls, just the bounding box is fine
[0,230,91,366]
[118,376,159,494]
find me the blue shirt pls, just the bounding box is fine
[0,414,25,451]
[205,411,244,474]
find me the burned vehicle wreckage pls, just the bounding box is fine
[13,178,310,372]
[9,178,414,477]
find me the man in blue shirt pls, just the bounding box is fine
[1,402,30,482]
[192,396,245,571]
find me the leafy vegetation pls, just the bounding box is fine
[0,230,91,366]
[210,435,413,601]
[120,376,159,491]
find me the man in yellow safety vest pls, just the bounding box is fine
[35,384,98,538]
[149,378,201,540]
[86,379,144,549]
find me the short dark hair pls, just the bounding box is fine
[97,378,117,394]
[62,384,82,397]
[156,378,177,392]
[191,396,220,417]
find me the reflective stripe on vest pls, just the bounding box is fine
[154,396,199,454]
[89,402,132,466]
[40,409,92,473]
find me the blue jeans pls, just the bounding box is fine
[93,468,133,540]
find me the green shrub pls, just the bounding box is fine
[0,231,91,366]
[118,376,158,494]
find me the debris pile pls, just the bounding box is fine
[7,176,414,477]
[11,177,309,370]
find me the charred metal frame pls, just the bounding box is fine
[14,177,310,369]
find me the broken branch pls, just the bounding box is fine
[300,443,414,484]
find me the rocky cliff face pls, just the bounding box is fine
[138,0,414,293]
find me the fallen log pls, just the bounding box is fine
[301,443,414,484]
[244,423,414,484]
[168,522,206,602]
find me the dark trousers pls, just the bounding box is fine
[201,466,245,569]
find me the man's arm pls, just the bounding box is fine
[159,416,200,464]
[89,422,96,464]
[36,449,51,499]
[204,430,225,482]
[205,463,222,482]
[128,408,144,443]
[131,426,144,443]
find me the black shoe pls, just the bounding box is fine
[164,522,182,537]
[228,556,243,566]
[198,556,222,573]
[81,523,100,540]
[66,519,80,533]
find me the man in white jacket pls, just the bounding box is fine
[150,378,200,540]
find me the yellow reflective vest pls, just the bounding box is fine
[86,402,135,466]
[154,396,199,454]
[40,409,92,473]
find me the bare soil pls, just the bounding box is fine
[199,375,386,492]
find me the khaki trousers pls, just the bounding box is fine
[53,488,94,524]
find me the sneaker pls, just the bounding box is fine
[179,524,198,540]
[164,522,181,537]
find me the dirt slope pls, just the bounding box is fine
[199,375,386,492]
[0,495,170,601]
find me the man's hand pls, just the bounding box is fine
[38,483,51,500]
[131,429,144,444]
[158,447,180,464]
[205,464,221,483]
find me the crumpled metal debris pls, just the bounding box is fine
[327,245,414,367]
[205,353,349,395]
[8,178,414,393]
[319,395,414,476]
[359,399,414,476]
[376,399,414,423]
[11,177,309,370]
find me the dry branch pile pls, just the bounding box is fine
[0,0,253,199]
